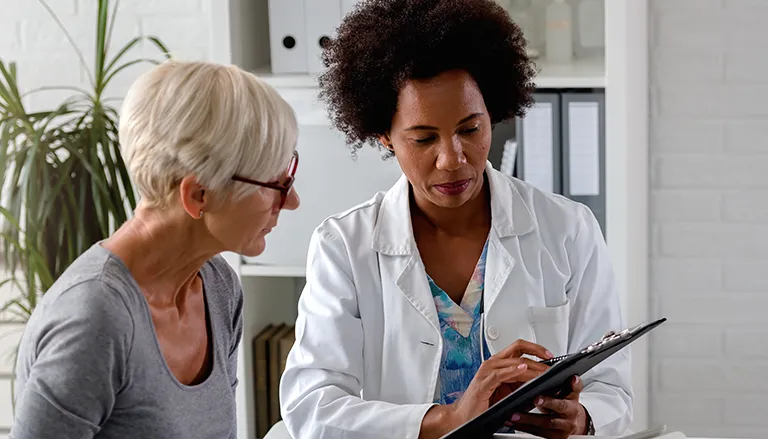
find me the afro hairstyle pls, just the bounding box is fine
[317,0,537,152]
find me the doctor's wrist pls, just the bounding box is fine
[419,404,459,439]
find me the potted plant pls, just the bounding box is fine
[0,0,170,379]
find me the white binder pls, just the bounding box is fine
[305,0,342,74]
[268,0,308,73]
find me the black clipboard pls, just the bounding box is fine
[440,318,667,439]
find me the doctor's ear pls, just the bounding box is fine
[378,134,394,152]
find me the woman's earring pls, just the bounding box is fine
[199,209,204,219]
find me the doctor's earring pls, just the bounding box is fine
[199,210,204,219]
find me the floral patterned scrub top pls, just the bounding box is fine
[429,240,491,405]
[428,240,514,434]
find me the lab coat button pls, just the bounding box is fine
[486,326,499,340]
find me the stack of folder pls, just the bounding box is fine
[253,323,296,438]
[268,0,361,74]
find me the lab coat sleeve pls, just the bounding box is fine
[565,204,634,436]
[279,226,435,439]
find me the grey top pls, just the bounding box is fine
[11,244,243,439]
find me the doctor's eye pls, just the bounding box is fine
[414,136,436,144]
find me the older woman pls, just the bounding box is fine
[278,1,631,438]
[11,60,300,438]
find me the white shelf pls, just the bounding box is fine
[252,57,606,91]
[533,56,605,89]
[240,263,306,277]
[252,67,320,89]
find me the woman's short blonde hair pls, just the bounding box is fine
[119,60,298,208]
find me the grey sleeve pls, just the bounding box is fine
[11,281,133,439]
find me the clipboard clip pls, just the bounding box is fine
[583,322,644,353]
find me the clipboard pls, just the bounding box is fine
[441,318,668,439]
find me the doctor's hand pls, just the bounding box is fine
[419,340,553,439]
[508,375,589,439]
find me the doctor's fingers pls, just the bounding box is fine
[565,375,584,399]
[481,357,548,378]
[496,339,553,361]
[477,362,529,389]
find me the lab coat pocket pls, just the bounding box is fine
[527,298,571,356]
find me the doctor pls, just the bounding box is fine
[279,0,632,438]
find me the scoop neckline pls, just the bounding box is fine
[96,244,220,392]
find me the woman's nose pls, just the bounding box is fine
[282,187,300,211]
[435,138,466,172]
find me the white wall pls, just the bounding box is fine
[0,0,213,435]
[650,1,768,438]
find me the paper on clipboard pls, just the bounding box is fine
[567,102,600,196]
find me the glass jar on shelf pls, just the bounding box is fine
[507,0,540,59]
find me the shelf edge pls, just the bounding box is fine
[240,264,306,277]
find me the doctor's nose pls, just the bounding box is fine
[435,138,467,172]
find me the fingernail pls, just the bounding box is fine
[574,375,580,383]
[536,397,544,406]
[517,364,527,370]
[545,350,554,358]
[511,414,521,422]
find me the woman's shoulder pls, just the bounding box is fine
[499,173,597,238]
[314,190,388,239]
[21,245,137,360]
[34,244,137,319]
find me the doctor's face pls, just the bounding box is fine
[382,69,492,210]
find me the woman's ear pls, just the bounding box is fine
[178,175,207,219]
[378,133,394,151]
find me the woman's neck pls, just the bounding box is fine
[102,204,219,307]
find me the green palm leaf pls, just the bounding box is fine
[0,0,170,329]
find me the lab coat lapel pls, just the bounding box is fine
[484,233,515,312]
[373,175,440,332]
[395,255,440,332]
[482,162,536,312]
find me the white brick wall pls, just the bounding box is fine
[651,0,768,437]
[0,0,213,433]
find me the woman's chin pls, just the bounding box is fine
[239,237,267,258]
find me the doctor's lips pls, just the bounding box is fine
[434,179,471,195]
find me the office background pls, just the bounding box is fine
[0,1,766,438]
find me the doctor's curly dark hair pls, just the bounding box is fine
[318,0,537,152]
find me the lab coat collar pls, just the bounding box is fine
[372,161,536,256]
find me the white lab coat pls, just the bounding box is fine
[280,162,632,439]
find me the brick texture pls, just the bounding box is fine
[0,0,212,430]
[651,0,768,436]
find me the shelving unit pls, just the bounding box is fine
[240,264,306,278]
[249,56,606,91]
[210,1,649,438]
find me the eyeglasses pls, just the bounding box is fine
[232,150,299,209]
